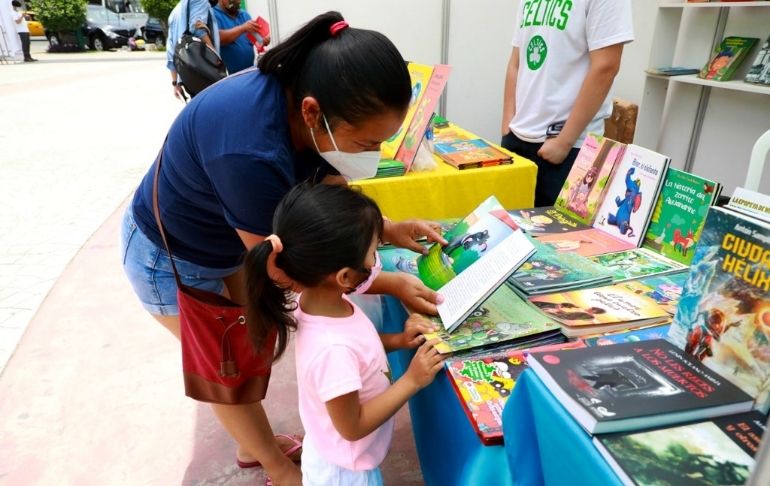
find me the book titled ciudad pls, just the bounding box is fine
[527,339,754,435]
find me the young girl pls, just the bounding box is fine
[245,183,444,485]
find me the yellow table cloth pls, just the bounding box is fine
[352,128,537,221]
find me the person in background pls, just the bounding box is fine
[166,0,220,100]
[11,0,35,62]
[213,0,270,74]
[501,0,633,207]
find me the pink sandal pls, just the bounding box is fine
[236,434,303,469]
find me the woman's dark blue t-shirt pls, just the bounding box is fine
[131,69,323,268]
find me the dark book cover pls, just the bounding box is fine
[528,339,754,434]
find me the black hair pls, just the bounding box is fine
[258,11,411,129]
[244,183,384,361]
[12,1,22,7]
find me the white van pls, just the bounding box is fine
[88,0,148,30]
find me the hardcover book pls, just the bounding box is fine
[668,206,770,413]
[699,36,760,82]
[380,63,434,160]
[528,283,671,338]
[745,35,770,86]
[595,411,767,486]
[527,339,755,434]
[641,168,721,265]
[508,206,591,236]
[433,138,511,170]
[555,133,625,226]
[589,248,688,283]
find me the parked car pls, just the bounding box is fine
[46,5,138,51]
[141,17,165,47]
[23,11,45,37]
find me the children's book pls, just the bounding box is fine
[527,339,755,435]
[588,248,688,282]
[594,411,767,486]
[727,187,770,224]
[641,168,721,265]
[433,138,511,170]
[374,159,406,179]
[593,144,671,248]
[395,64,451,171]
[405,196,535,332]
[528,283,671,338]
[745,35,770,86]
[508,207,591,236]
[699,36,760,81]
[668,206,770,413]
[508,240,613,295]
[619,271,689,315]
[583,323,672,347]
[536,228,638,257]
[445,340,586,445]
[555,133,626,226]
[421,283,561,354]
[380,63,434,160]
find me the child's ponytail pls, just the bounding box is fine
[244,238,296,362]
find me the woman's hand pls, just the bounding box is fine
[391,273,443,316]
[384,219,447,255]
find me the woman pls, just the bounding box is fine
[121,11,443,486]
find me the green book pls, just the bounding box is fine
[699,36,760,82]
[641,168,721,265]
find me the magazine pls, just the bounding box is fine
[641,168,721,265]
[668,206,770,413]
[589,248,688,282]
[527,339,755,434]
[508,206,591,235]
[595,412,767,486]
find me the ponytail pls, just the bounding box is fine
[244,240,296,362]
[258,11,411,127]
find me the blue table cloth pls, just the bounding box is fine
[502,369,622,486]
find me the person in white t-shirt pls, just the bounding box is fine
[501,0,633,207]
[11,1,35,62]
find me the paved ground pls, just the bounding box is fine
[0,39,423,485]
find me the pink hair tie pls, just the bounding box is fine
[329,20,349,37]
[265,234,283,254]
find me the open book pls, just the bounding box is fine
[411,196,535,332]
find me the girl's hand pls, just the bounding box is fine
[400,314,439,349]
[393,273,443,316]
[384,219,448,255]
[404,339,445,390]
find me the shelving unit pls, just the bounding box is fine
[636,0,770,192]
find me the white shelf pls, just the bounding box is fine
[646,73,770,95]
[660,1,770,8]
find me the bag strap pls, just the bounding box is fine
[183,0,212,36]
[151,142,183,287]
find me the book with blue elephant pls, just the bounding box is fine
[593,144,671,249]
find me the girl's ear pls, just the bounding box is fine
[335,267,358,290]
[301,97,322,130]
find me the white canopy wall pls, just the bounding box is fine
[0,0,22,63]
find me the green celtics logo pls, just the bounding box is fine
[526,35,547,70]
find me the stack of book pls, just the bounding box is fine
[432,137,512,170]
[374,159,406,179]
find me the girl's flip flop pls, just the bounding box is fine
[236,434,303,469]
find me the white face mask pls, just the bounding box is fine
[310,115,380,181]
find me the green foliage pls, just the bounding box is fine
[140,0,176,36]
[30,0,86,32]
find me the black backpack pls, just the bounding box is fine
[173,0,227,97]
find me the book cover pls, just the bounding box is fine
[529,283,671,338]
[444,340,586,445]
[413,196,535,332]
[589,248,688,283]
[508,241,613,295]
[433,138,511,169]
[508,206,591,235]
[395,64,451,171]
[593,144,671,248]
[727,187,770,224]
[380,63,434,160]
[555,133,625,226]
[745,35,770,85]
[583,324,672,347]
[595,411,767,486]
[620,271,690,316]
[527,339,755,434]
[536,228,635,257]
[699,36,760,82]
[422,283,561,354]
[668,206,770,413]
[642,168,721,265]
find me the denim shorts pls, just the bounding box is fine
[120,206,241,316]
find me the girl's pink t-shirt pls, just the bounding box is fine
[294,296,394,471]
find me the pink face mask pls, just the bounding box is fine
[347,252,382,295]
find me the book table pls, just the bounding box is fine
[352,127,537,220]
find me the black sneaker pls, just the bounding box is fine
[24,58,38,62]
